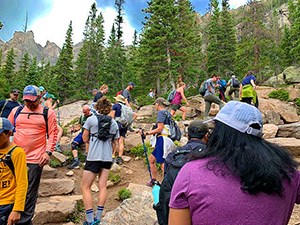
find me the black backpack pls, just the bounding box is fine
[0,146,18,176]
[14,105,49,138]
[164,111,181,141]
[92,114,113,141]
[154,144,205,225]
[232,78,240,88]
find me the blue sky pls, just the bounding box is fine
[0,0,247,47]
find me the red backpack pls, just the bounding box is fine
[116,90,123,96]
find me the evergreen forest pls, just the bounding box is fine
[0,0,299,105]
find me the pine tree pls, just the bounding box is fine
[206,0,221,74]
[115,0,126,42]
[14,52,30,89]
[25,57,38,85]
[2,48,16,90]
[288,0,300,64]
[54,21,74,101]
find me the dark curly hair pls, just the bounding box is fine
[192,121,299,195]
[95,96,112,115]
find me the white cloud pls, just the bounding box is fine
[229,0,248,9]
[29,1,135,48]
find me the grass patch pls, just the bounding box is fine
[108,172,121,185]
[68,200,85,224]
[118,188,132,201]
[268,89,289,101]
[49,159,61,168]
[130,142,152,158]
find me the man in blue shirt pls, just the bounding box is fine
[0,89,21,118]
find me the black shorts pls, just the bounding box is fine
[117,122,128,137]
[84,161,113,173]
[171,104,181,111]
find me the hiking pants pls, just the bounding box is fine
[204,94,224,117]
[228,87,239,100]
[0,204,13,225]
[16,164,43,225]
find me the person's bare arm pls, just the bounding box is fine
[82,129,90,143]
[168,208,191,225]
[179,87,189,106]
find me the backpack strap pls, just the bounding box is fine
[0,99,9,117]
[43,106,49,139]
[2,146,18,176]
[13,105,24,132]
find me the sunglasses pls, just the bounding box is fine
[24,98,39,103]
[13,94,19,96]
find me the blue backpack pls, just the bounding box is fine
[220,79,227,88]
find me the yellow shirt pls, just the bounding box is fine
[0,144,28,212]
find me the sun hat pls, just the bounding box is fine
[113,95,126,104]
[0,117,14,133]
[188,120,209,139]
[23,85,41,101]
[214,101,263,137]
[153,97,170,106]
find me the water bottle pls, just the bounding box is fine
[152,182,160,205]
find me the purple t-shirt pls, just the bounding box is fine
[170,158,300,225]
[171,91,183,105]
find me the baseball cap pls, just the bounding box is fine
[11,89,20,94]
[128,82,135,87]
[0,117,14,133]
[214,101,263,137]
[39,86,45,92]
[23,85,41,101]
[188,120,209,139]
[47,93,56,99]
[153,97,170,106]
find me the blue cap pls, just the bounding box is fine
[23,85,41,101]
[214,101,263,137]
[0,117,14,133]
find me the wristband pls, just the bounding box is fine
[45,151,52,156]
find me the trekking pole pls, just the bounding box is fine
[140,129,153,181]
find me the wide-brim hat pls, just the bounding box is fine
[114,95,126,104]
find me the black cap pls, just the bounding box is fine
[188,120,209,139]
[128,82,135,87]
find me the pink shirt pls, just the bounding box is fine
[8,104,58,164]
[171,91,183,105]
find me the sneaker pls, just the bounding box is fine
[67,160,80,169]
[146,179,156,187]
[93,219,100,225]
[83,221,99,225]
[128,125,135,132]
[116,156,123,165]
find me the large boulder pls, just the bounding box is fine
[33,195,82,224]
[282,66,300,84]
[263,124,278,139]
[39,178,75,197]
[259,98,299,123]
[136,105,155,118]
[264,110,283,125]
[267,138,300,157]
[263,74,285,86]
[277,122,300,139]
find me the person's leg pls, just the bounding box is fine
[179,106,186,120]
[95,168,110,221]
[17,164,43,225]
[116,136,125,165]
[208,94,225,109]
[68,133,84,169]
[81,170,97,224]
[55,125,63,152]
[149,154,157,182]
[228,88,234,100]
[204,97,212,118]
[170,109,176,117]
[234,88,239,99]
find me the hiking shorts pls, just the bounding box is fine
[72,132,84,148]
[84,161,113,173]
[117,122,128,138]
[152,136,164,164]
[171,104,181,111]
[0,204,13,225]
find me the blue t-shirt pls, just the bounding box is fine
[122,89,131,103]
[242,75,256,86]
[112,103,122,117]
[156,110,171,125]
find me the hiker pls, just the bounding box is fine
[148,89,155,98]
[91,84,108,115]
[203,74,224,119]
[43,93,63,152]
[68,105,93,169]
[170,82,189,121]
[226,75,240,100]
[139,97,176,187]
[240,71,259,108]
[216,76,227,102]
[39,86,47,105]
[81,97,119,225]
[169,101,300,225]
[0,118,28,225]
[8,85,58,225]
[0,89,21,118]
[156,120,209,225]
[111,95,134,165]
[122,82,135,106]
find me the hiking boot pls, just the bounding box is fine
[67,160,80,169]
[116,156,123,165]
[146,179,156,187]
[128,125,135,132]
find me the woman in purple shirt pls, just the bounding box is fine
[169,101,300,225]
[170,82,189,120]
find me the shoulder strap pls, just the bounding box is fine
[43,106,49,139]
[13,105,24,131]
[0,99,9,117]
[4,146,18,176]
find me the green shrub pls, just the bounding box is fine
[295,98,300,107]
[130,142,152,158]
[49,159,61,168]
[118,188,132,201]
[108,172,121,184]
[173,114,182,121]
[268,89,289,101]
[136,95,155,106]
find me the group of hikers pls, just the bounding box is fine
[0,70,299,225]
